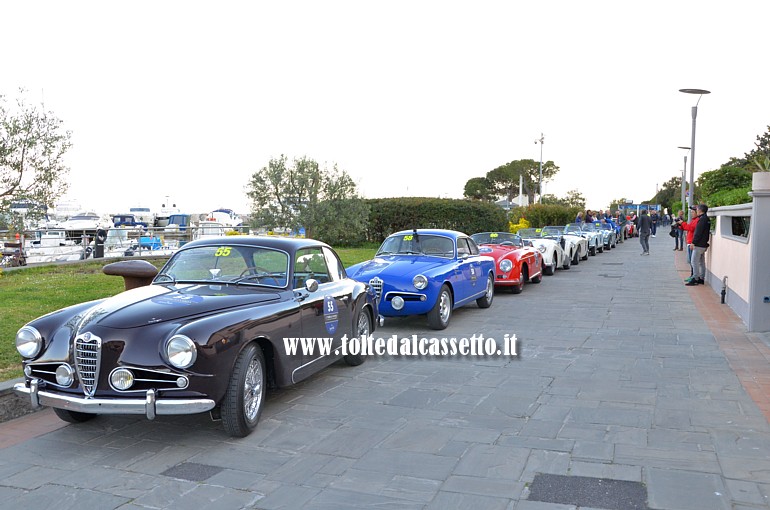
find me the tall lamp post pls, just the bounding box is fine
[679,88,710,219]
[535,133,544,204]
[678,146,691,214]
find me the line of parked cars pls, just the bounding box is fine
[12,222,623,437]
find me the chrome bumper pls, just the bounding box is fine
[13,379,216,420]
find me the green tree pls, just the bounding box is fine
[246,155,367,242]
[647,176,682,212]
[696,166,752,199]
[0,91,72,221]
[745,125,770,166]
[462,176,495,201]
[563,189,586,209]
[486,159,560,204]
[540,194,564,205]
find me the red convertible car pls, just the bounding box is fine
[470,232,543,294]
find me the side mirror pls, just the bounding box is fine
[305,278,319,293]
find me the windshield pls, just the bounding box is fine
[540,227,564,238]
[517,228,539,238]
[377,233,454,258]
[470,232,522,246]
[157,244,289,288]
[564,223,584,235]
[581,223,598,232]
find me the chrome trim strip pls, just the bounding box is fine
[383,291,426,300]
[13,382,215,415]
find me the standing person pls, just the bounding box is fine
[637,209,652,255]
[686,204,711,286]
[678,205,698,280]
[575,211,583,224]
[673,210,685,251]
[650,210,659,237]
[585,210,595,223]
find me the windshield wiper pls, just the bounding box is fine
[231,274,271,285]
[154,273,176,285]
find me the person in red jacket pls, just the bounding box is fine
[675,205,697,280]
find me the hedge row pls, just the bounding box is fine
[365,198,507,242]
[508,204,583,228]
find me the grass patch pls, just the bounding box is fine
[0,247,376,382]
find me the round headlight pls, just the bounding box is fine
[16,326,43,359]
[166,335,197,369]
[537,245,546,253]
[413,274,428,290]
[55,364,75,386]
[391,296,405,310]
[111,368,135,390]
[499,259,513,273]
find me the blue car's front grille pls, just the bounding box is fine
[369,277,383,299]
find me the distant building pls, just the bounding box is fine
[495,195,529,210]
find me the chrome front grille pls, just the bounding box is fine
[74,332,102,397]
[369,277,383,299]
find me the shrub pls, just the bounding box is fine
[365,198,507,242]
[508,204,582,228]
[509,217,530,233]
[706,187,751,207]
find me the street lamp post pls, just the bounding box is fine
[535,133,544,204]
[678,146,690,215]
[679,89,710,219]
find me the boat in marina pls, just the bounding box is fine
[59,211,112,241]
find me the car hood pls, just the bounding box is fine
[347,255,449,281]
[79,283,281,330]
[478,245,522,260]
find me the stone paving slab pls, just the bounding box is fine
[1,235,770,508]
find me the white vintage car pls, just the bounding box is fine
[517,228,569,274]
[542,226,588,265]
[580,222,610,254]
[564,223,602,256]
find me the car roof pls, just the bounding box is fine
[180,235,331,253]
[388,229,468,239]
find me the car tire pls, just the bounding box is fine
[53,408,96,423]
[581,248,589,261]
[344,308,371,366]
[598,245,604,253]
[427,284,452,330]
[476,274,494,308]
[590,245,596,256]
[562,252,571,270]
[544,259,556,276]
[572,249,579,266]
[222,343,266,438]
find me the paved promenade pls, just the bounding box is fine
[2,234,770,509]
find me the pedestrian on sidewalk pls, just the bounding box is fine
[651,210,659,237]
[673,210,685,251]
[686,204,711,286]
[678,205,698,280]
[638,209,652,255]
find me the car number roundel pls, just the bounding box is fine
[323,296,339,335]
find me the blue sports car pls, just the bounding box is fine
[346,229,495,330]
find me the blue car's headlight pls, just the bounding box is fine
[413,274,428,290]
[166,335,197,369]
[16,326,43,359]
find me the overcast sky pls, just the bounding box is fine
[3,1,768,216]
